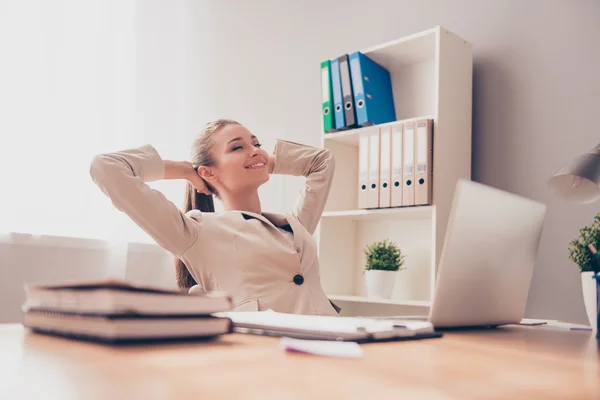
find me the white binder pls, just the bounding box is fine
[378,126,392,208]
[390,123,403,207]
[402,121,415,206]
[367,129,380,208]
[358,132,369,209]
[415,119,433,205]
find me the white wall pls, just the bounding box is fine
[2,0,599,325]
[0,1,221,321]
[0,0,287,322]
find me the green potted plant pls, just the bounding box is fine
[568,212,600,332]
[363,239,406,299]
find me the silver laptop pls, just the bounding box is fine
[397,179,547,329]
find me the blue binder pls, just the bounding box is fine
[348,51,396,126]
[330,57,345,130]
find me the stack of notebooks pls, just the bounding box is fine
[21,280,234,343]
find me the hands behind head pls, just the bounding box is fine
[188,164,212,195]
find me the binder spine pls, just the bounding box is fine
[367,129,380,208]
[349,52,367,126]
[379,127,391,208]
[391,123,403,207]
[320,60,335,133]
[415,119,433,205]
[403,122,415,206]
[338,54,357,128]
[358,132,369,209]
[331,58,345,130]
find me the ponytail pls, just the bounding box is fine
[174,182,215,291]
[176,118,238,291]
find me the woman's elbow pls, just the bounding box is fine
[89,152,122,187]
[326,149,335,169]
[89,154,108,183]
[319,148,335,173]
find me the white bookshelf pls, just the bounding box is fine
[317,26,473,317]
[322,206,434,221]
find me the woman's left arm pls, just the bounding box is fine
[270,139,335,235]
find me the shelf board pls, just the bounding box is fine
[328,294,431,307]
[361,26,438,70]
[322,206,434,221]
[323,115,434,147]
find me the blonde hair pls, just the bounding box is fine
[174,118,241,291]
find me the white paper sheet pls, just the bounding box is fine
[519,318,551,325]
[280,337,364,358]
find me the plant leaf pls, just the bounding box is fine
[364,239,406,272]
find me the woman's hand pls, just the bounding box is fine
[188,169,211,195]
[163,160,211,195]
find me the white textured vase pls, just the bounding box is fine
[581,271,598,333]
[365,270,396,299]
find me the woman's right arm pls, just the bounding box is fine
[89,144,201,257]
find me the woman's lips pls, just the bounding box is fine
[245,161,266,169]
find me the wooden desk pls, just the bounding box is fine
[1,324,598,399]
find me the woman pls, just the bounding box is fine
[90,119,340,316]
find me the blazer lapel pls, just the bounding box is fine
[264,212,305,256]
[238,210,305,255]
[260,211,288,228]
[239,211,274,227]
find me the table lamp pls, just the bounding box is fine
[547,143,600,203]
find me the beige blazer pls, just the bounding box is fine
[90,139,339,316]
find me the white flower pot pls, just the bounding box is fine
[365,270,396,299]
[581,271,598,333]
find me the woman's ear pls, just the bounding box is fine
[197,165,217,184]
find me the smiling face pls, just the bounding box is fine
[198,123,270,196]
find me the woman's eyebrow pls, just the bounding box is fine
[227,135,257,144]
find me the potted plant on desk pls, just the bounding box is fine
[363,239,405,299]
[568,212,600,333]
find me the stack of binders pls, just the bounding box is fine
[21,279,234,343]
[321,52,396,133]
[358,119,434,209]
